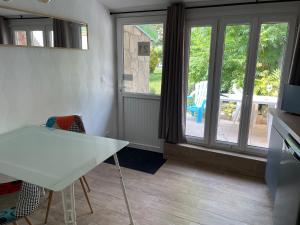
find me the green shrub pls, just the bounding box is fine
[150,47,159,73]
[221,102,236,118]
[254,68,280,97]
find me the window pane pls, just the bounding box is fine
[248,23,289,148]
[81,26,88,50]
[31,31,44,47]
[14,31,27,46]
[49,31,54,48]
[216,24,250,144]
[186,26,212,139]
[123,24,163,95]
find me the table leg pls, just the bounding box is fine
[267,104,276,143]
[61,183,77,225]
[113,154,135,225]
[249,103,258,139]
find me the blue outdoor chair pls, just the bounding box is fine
[187,81,208,123]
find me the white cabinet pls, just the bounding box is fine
[266,125,284,199]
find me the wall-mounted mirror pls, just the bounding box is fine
[0,6,88,50]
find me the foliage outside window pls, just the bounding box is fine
[138,24,164,95]
[187,23,288,96]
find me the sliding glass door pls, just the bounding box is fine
[186,23,216,143]
[185,16,296,156]
[248,22,289,148]
[216,23,250,145]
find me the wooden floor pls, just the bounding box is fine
[19,159,273,225]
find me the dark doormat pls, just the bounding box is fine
[104,147,167,174]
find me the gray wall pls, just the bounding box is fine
[0,0,117,137]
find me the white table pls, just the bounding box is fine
[220,94,277,106]
[220,94,277,120]
[220,94,277,142]
[0,126,135,225]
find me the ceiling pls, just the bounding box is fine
[0,7,23,16]
[98,0,254,12]
[0,7,38,17]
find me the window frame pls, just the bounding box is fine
[117,15,167,98]
[13,30,28,46]
[246,15,297,154]
[10,18,52,48]
[184,19,218,145]
[185,12,298,157]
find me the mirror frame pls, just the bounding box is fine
[0,5,89,50]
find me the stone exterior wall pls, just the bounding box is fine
[123,25,151,93]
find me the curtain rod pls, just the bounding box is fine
[5,16,48,20]
[110,0,298,15]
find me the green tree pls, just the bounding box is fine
[188,27,212,92]
[221,25,250,93]
[254,23,288,96]
[188,23,289,96]
[150,47,159,73]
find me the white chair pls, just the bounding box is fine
[187,81,208,123]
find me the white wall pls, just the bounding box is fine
[0,0,117,137]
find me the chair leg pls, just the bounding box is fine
[82,176,91,193]
[79,177,93,214]
[44,191,54,224]
[197,108,203,123]
[24,217,33,225]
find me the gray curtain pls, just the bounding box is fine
[0,16,12,45]
[158,3,186,144]
[53,19,81,49]
[289,25,300,85]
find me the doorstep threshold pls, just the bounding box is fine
[165,143,266,178]
[177,143,266,162]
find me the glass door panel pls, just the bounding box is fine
[248,22,289,148]
[186,26,212,139]
[123,24,164,95]
[216,24,250,144]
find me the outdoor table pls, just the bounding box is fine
[220,94,277,142]
[220,94,277,106]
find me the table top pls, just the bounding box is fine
[220,94,277,105]
[0,126,129,191]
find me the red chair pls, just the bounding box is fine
[0,180,42,225]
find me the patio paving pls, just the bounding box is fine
[186,114,269,148]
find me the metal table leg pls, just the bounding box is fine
[113,154,135,225]
[61,183,77,225]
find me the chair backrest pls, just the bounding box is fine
[232,83,243,95]
[194,81,208,107]
[0,181,22,214]
[0,181,22,196]
[0,182,41,225]
[46,115,86,133]
[15,182,42,218]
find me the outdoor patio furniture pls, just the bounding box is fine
[220,94,277,143]
[187,81,208,123]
